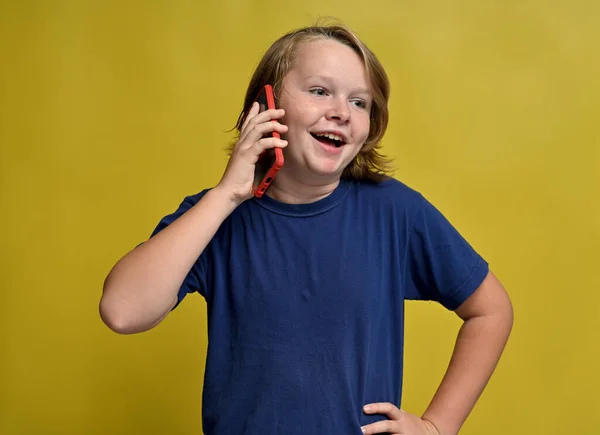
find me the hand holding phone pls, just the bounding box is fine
[216,85,287,205]
[253,84,284,198]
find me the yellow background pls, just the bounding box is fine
[1,1,598,434]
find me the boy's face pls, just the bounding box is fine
[277,39,372,181]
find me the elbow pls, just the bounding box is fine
[99,272,175,334]
[100,271,146,334]
[99,297,131,334]
[99,293,146,335]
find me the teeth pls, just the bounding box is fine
[315,133,344,142]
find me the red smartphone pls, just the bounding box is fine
[253,84,284,198]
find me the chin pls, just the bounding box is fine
[306,162,346,179]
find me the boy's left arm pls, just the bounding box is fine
[424,270,514,434]
[362,270,514,435]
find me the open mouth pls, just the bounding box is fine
[310,132,346,148]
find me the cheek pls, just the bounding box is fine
[283,95,323,124]
[283,107,318,134]
[356,116,371,142]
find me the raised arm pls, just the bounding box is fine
[99,103,288,334]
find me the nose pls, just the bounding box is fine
[325,97,350,123]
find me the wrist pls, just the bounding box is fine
[208,185,245,212]
[421,415,442,435]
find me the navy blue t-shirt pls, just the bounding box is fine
[150,178,488,435]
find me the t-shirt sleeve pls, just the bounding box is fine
[404,194,489,310]
[148,190,211,309]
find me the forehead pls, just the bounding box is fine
[289,39,368,87]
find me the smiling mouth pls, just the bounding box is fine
[310,133,346,148]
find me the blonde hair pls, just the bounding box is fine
[231,21,394,182]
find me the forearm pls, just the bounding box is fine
[100,187,237,334]
[421,307,513,435]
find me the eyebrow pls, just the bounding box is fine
[304,75,371,96]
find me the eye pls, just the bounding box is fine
[309,87,328,96]
[351,99,368,109]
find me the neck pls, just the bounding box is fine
[266,171,341,204]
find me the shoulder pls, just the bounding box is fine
[178,188,212,208]
[350,177,427,211]
[150,188,212,237]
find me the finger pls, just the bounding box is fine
[239,120,288,150]
[240,102,260,133]
[253,107,285,124]
[249,137,288,159]
[239,108,285,144]
[360,420,400,435]
[239,108,286,143]
[363,403,403,420]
